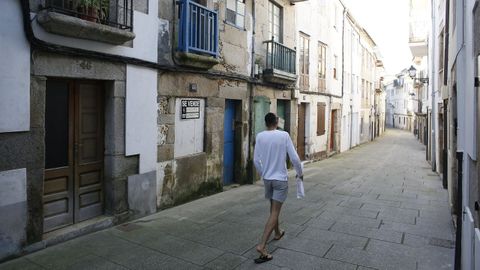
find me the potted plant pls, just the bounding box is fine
[76,0,103,22]
[75,0,110,22]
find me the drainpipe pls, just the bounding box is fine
[247,0,256,183]
[341,6,346,99]
[431,0,437,172]
[454,151,463,270]
[349,105,353,149]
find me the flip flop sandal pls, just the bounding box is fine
[273,231,285,241]
[254,254,273,264]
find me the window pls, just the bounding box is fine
[333,55,338,80]
[317,102,326,136]
[318,42,327,92]
[226,0,245,28]
[299,33,310,90]
[268,1,283,42]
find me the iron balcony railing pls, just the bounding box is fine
[42,0,133,31]
[264,38,296,75]
[177,0,219,58]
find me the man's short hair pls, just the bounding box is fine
[265,112,278,127]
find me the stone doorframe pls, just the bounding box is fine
[28,51,138,243]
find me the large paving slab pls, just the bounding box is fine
[0,129,454,270]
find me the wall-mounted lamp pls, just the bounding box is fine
[408,66,429,84]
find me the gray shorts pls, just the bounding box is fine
[264,179,288,203]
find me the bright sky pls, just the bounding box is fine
[343,0,413,75]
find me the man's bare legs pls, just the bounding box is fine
[270,199,283,238]
[256,200,283,256]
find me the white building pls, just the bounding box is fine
[294,0,344,160]
[341,13,381,151]
[385,73,415,131]
[428,0,480,268]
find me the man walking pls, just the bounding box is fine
[253,112,303,263]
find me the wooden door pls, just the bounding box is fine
[74,82,104,222]
[44,81,75,232]
[43,80,104,232]
[297,103,306,160]
[330,110,336,151]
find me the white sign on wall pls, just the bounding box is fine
[174,98,205,158]
[181,99,201,119]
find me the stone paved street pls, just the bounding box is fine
[0,129,455,270]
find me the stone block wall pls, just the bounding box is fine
[157,73,250,208]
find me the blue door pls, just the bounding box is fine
[223,100,236,185]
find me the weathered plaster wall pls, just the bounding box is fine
[215,0,253,75]
[254,0,296,73]
[157,73,250,207]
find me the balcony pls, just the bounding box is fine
[175,0,220,69]
[37,0,135,45]
[409,20,428,57]
[263,39,297,84]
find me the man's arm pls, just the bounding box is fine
[286,134,303,177]
[253,136,263,176]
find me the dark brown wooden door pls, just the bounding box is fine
[297,103,306,160]
[43,80,104,233]
[44,81,75,232]
[74,82,104,222]
[330,110,336,151]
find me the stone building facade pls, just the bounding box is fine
[156,0,299,207]
[0,0,387,262]
[0,0,158,260]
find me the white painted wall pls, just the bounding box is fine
[174,98,205,158]
[125,65,158,174]
[0,0,30,133]
[295,0,343,96]
[31,0,159,62]
[295,0,345,155]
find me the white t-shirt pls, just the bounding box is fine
[253,130,303,181]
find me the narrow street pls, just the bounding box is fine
[0,129,454,270]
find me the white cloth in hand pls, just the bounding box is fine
[296,176,305,199]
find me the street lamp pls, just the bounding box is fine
[408,65,429,84]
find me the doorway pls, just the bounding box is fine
[330,110,337,152]
[223,99,241,185]
[276,100,290,132]
[43,80,105,233]
[297,103,307,160]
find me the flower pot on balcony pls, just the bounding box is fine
[78,6,99,22]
